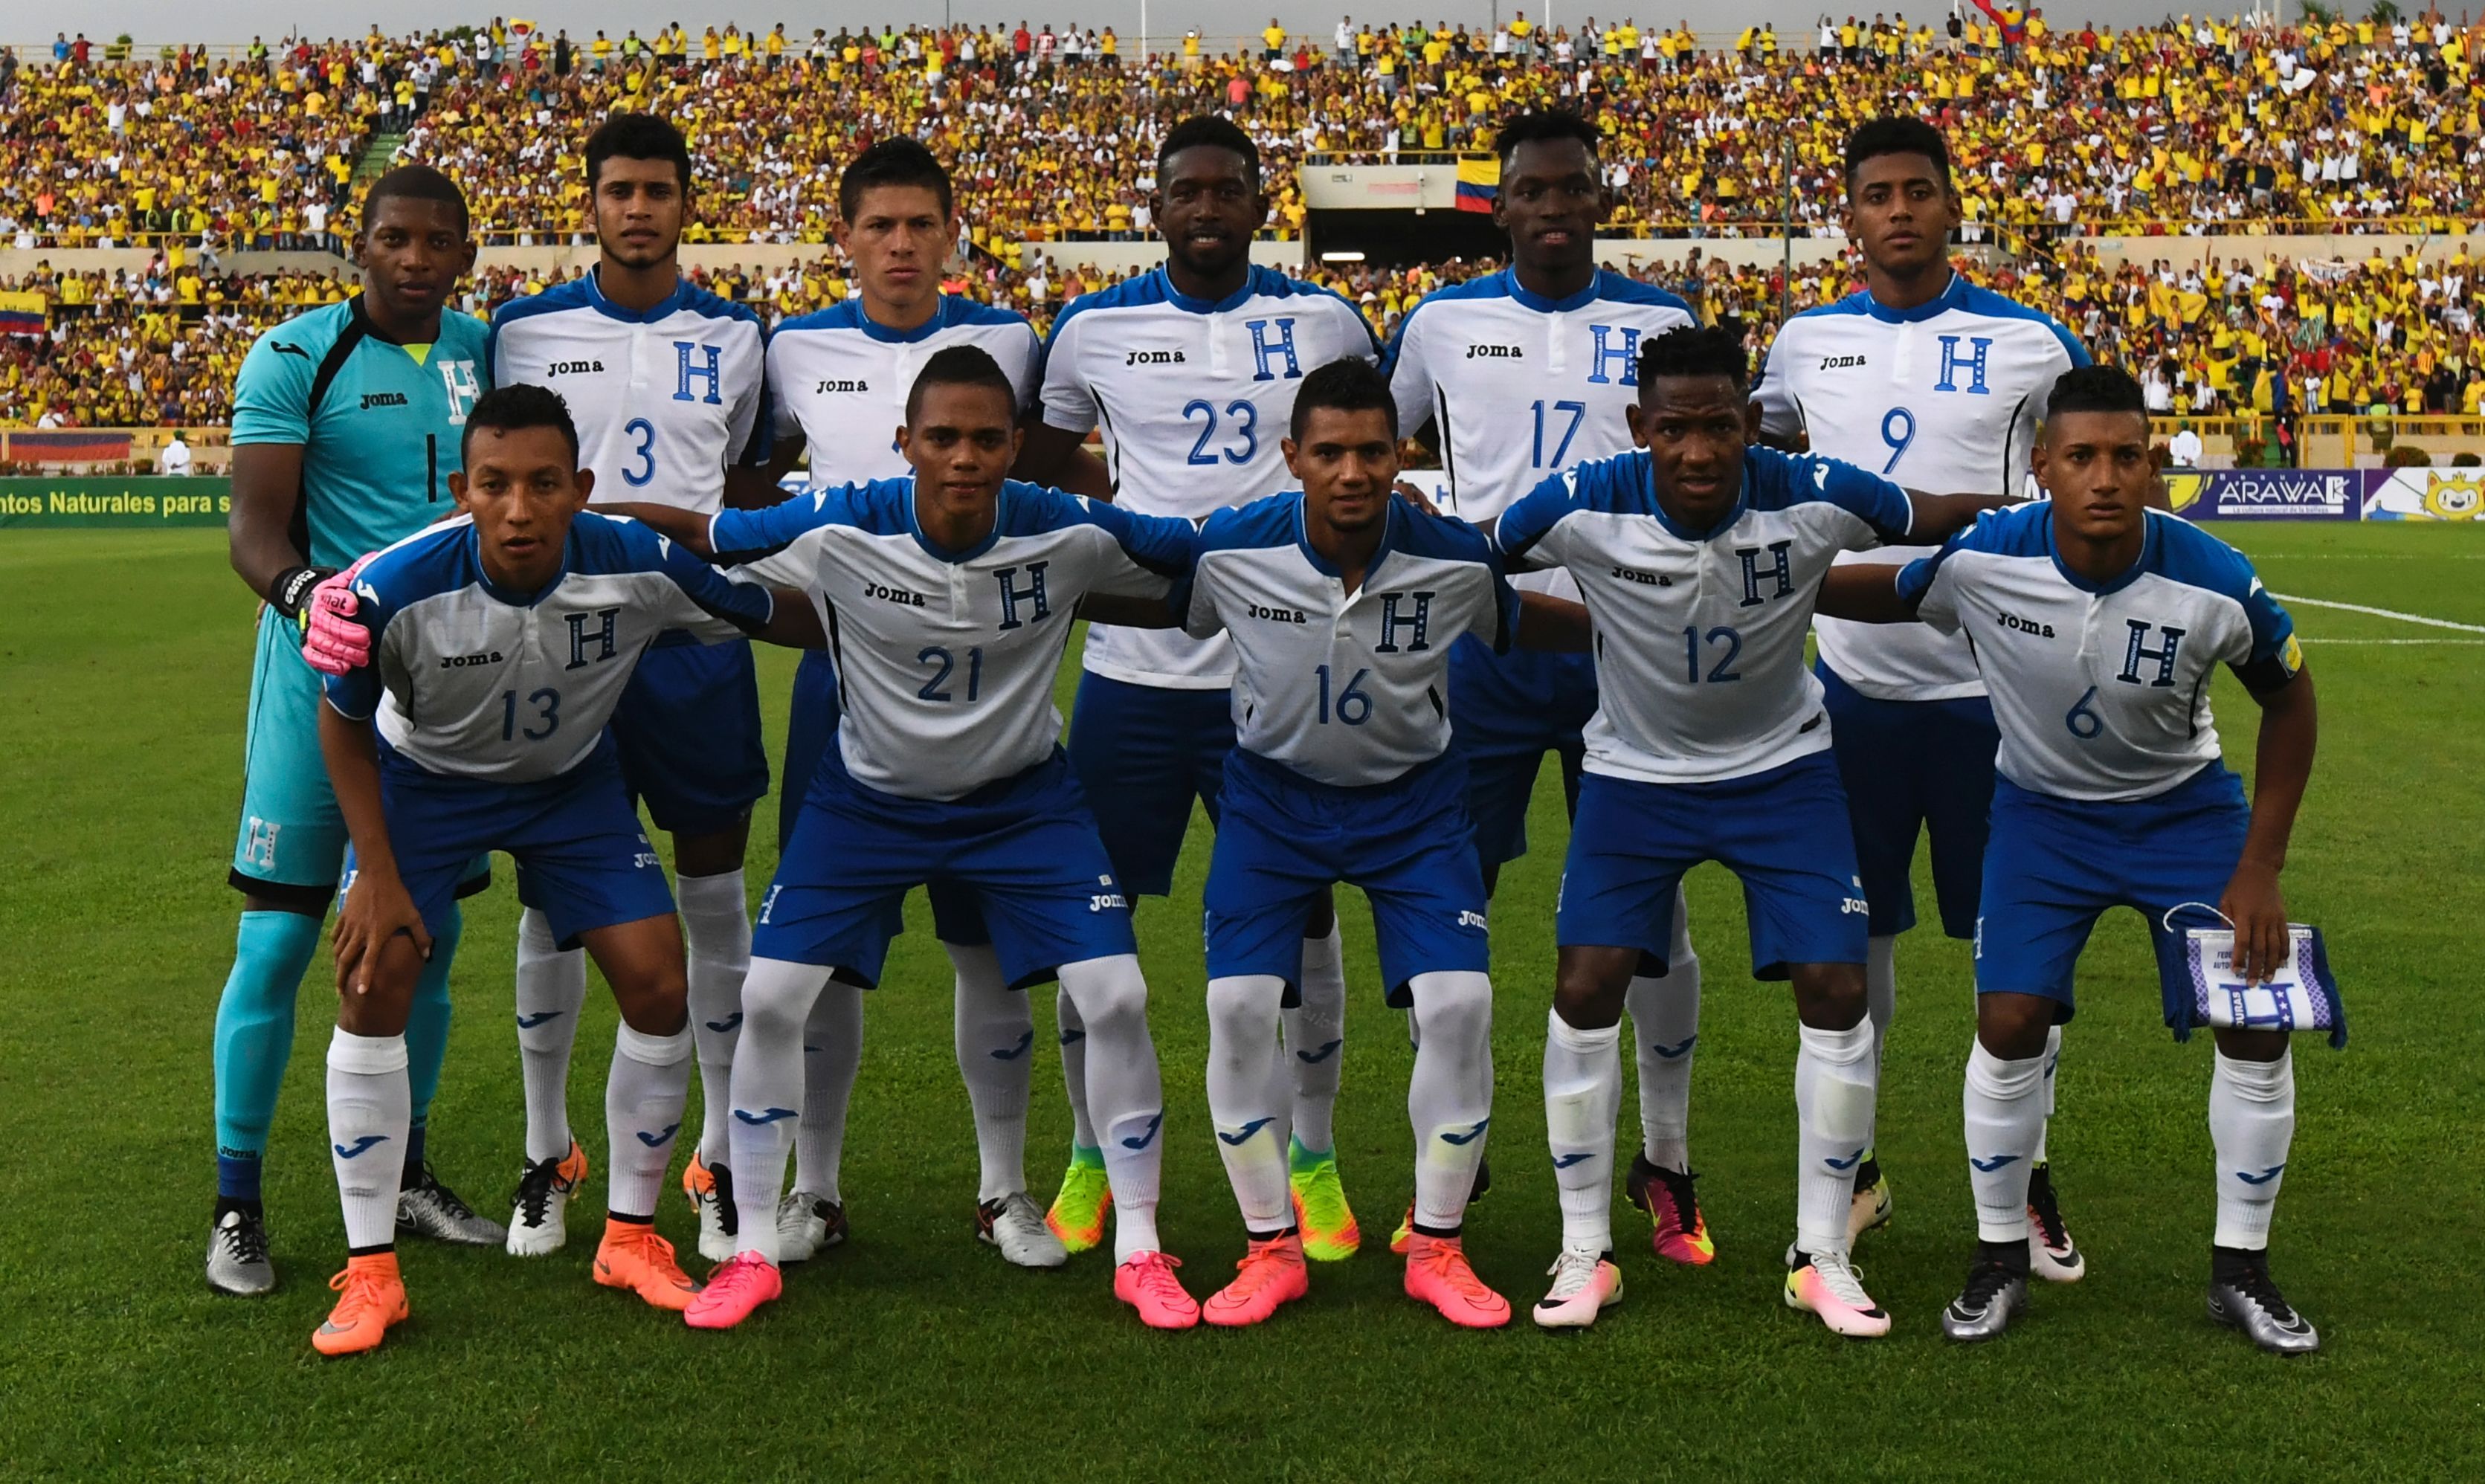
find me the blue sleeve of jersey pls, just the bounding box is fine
[1492,470,1582,572]
[1078,496,1199,604]
[649,521,776,633]
[1486,564,1520,654]
[709,485,851,562]
[1807,454,1915,543]
[231,326,319,445]
[2235,575,2294,665]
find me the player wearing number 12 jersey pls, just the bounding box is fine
[1752,118,2089,1271]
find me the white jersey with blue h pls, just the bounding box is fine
[1185,493,1517,787]
[709,479,1197,800]
[489,271,771,516]
[1753,274,2086,700]
[1493,445,1917,784]
[1037,264,1379,688]
[322,513,776,781]
[768,296,1042,484]
[1898,505,2302,802]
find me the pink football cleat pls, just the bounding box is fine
[1112,1251,1201,1330]
[683,1251,782,1330]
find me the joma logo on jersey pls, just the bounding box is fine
[1818,354,1869,370]
[1248,603,1308,624]
[1994,608,2056,637]
[358,391,408,410]
[1466,343,1524,360]
[864,581,926,607]
[813,378,870,393]
[547,359,606,375]
[1089,891,1129,912]
[1125,349,1187,367]
[564,608,621,669]
[1611,566,1668,587]
[439,650,505,668]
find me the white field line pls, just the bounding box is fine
[2297,638,2485,645]
[2272,593,2485,633]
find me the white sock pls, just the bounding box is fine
[1543,1007,1620,1254]
[326,1027,410,1251]
[1629,893,1701,1170]
[515,906,587,1164]
[2035,1023,2063,1164]
[1058,955,1163,1261]
[2210,1049,2295,1251]
[1963,1039,2047,1242]
[677,869,751,1167]
[1205,974,1292,1234]
[950,941,1034,1202]
[1794,1019,1877,1259]
[791,981,862,1204]
[1283,923,1347,1152]
[605,1021,693,1222]
[727,957,829,1262]
[1408,971,1493,1233]
[1055,984,1099,1151]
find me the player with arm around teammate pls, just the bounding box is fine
[1818,366,2322,1352]
[303,385,824,1356]
[1493,326,2009,1335]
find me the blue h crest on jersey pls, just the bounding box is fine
[1374,590,1435,653]
[1245,317,1301,381]
[994,562,1053,629]
[1737,541,1796,606]
[673,341,724,404]
[1587,325,1642,385]
[1933,335,1994,394]
[564,608,620,669]
[2118,621,2188,687]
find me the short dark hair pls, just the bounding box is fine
[839,136,955,221]
[1636,324,1747,387]
[1157,114,1259,184]
[585,112,693,193]
[1289,357,1398,441]
[906,344,1019,424]
[1495,109,1600,170]
[2044,364,2149,422]
[362,164,470,236]
[462,383,580,463]
[1843,116,1953,191]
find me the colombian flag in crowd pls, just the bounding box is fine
[1454,156,1499,213]
[1969,0,2029,45]
[0,291,45,337]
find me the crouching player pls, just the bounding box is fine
[599,346,1207,1331]
[303,384,823,1355]
[1821,366,2322,1352]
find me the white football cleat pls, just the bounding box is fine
[1532,1246,1624,1329]
[506,1141,588,1258]
[976,1192,1069,1268]
[776,1191,848,1264]
[1784,1249,1892,1338]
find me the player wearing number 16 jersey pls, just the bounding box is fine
[486,115,777,1262]
[1752,118,2089,1271]
[1385,110,1712,1267]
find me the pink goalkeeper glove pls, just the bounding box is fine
[300,555,374,675]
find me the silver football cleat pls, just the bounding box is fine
[396,1163,508,1245]
[2209,1266,2320,1355]
[207,1206,276,1297]
[1941,1261,2028,1342]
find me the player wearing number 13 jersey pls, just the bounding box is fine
[486,114,776,1264]
[1751,118,2089,1269]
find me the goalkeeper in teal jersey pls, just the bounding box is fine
[208,167,498,1296]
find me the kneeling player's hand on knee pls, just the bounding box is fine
[335,871,431,997]
[300,558,375,675]
[2217,860,2289,985]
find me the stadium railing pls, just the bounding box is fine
[2295,416,2485,469]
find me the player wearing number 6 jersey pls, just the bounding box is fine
[486,114,779,1263]
[1752,118,2089,1267]
[1493,326,2009,1335]
[1385,110,1712,1267]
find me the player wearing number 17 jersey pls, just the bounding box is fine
[1752,118,2089,1270]
[486,114,776,1262]
[1385,110,1712,1267]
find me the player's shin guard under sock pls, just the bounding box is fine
[515,906,588,1162]
[605,1022,694,1224]
[326,1028,410,1251]
[1543,1007,1621,1254]
[1793,1019,1877,1258]
[213,910,325,1178]
[2209,1048,2295,1251]
[1060,955,1164,1260]
[729,959,829,1261]
[677,870,752,1167]
[1408,972,1493,1233]
[2035,1024,2063,1163]
[1055,984,1099,1151]
[1626,962,1699,1172]
[792,981,862,1204]
[404,905,461,1135]
[1283,923,1347,1154]
[950,941,1034,1202]
[1206,975,1292,1232]
[1963,1039,2047,1242]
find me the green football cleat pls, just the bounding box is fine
[1286,1137,1361,1262]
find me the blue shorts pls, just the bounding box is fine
[779,649,842,851]
[1817,662,1999,940]
[1974,764,2252,1029]
[1557,754,1870,979]
[611,635,769,837]
[756,746,1136,989]
[1448,635,1596,868]
[349,738,672,944]
[1066,671,1234,897]
[1205,750,1490,1007]
[233,608,489,909]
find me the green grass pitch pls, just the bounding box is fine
[1,523,2479,1480]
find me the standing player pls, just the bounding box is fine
[1493,326,2006,1335]
[1820,366,2321,1352]
[1014,116,1381,1261]
[487,114,776,1262]
[1384,109,1709,1265]
[302,384,822,1355]
[761,137,1073,1266]
[603,348,1205,1330]
[1753,117,2090,1271]
[210,165,501,1296]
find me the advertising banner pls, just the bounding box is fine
[0,477,232,528]
[2361,468,2485,521]
[2162,469,2364,520]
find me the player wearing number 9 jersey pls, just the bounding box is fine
[485,114,777,1263]
[1018,116,1381,1260]
[1750,117,2089,1268]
